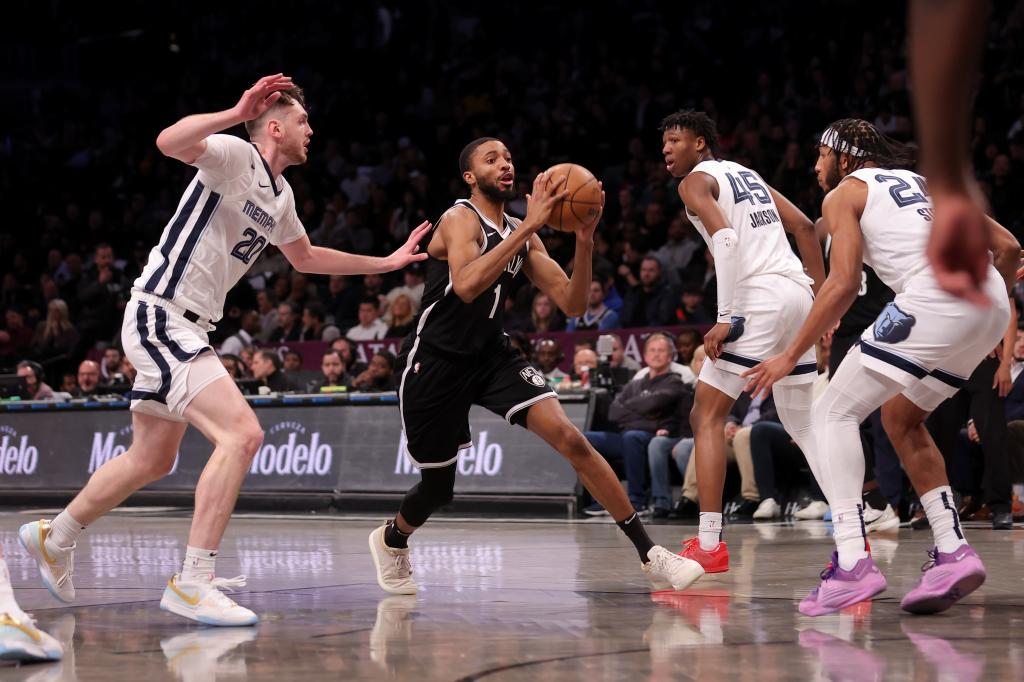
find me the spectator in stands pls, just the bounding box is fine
[385,294,417,338]
[621,256,677,327]
[60,373,78,394]
[653,215,702,281]
[30,299,78,362]
[571,348,599,387]
[749,401,828,520]
[675,329,701,366]
[251,349,292,392]
[566,278,621,331]
[314,349,351,390]
[506,330,532,362]
[286,271,317,309]
[609,333,641,374]
[283,350,304,372]
[524,292,565,333]
[675,284,713,324]
[300,302,341,342]
[583,333,687,514]
[351,350,396,392]
[386,262,426,311]
[16,360,54,400]
[73,359,101,397]
[238,347,255,376]
[268,302,302,343]
[255,290,278,342]
[100,347,124,384]
[666,344,707,518]
[77,243,127,348]
[331,337,367,375]
[220,310,261,356]
[324,275,361,329]
[535,338,570,385]
[347,297,389,341]
[220,354,244,380]
[0,308,33,366]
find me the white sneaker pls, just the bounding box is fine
[160,574,258,626]
[19,520,75,603]
[752,497,782,520]
[162,626,257,680]
[794,501,830,520]
[864,503,900,533]
[642,545,705,591]
[368,525,417,595]
[0,610,63,662]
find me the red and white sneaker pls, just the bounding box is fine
[679,537,730,573]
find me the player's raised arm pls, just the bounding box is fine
[448,171,567,304]
[156,74,294,163]
[742,182,866,398]
[770,187,826,296]
[523,188,604,318]
[678,172,735,360]
[279,220,431,275]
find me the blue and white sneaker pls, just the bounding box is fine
[159,574,258,626]
[0,610,63,662]
[19,520,75,603]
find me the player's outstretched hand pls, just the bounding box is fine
[233,74,295,123]
[927,188,991,307]
[384,220,432,271]
[702,322,732,362]
[742,353,797,400]
[523,171,570,231]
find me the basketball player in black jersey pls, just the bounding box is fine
[368,138,706,594]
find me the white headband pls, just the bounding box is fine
[820,128,866,157]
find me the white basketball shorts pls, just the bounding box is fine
[121,292,227,422]
[857,267,1010,412]
[704,273,818,398]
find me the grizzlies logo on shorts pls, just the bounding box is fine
[725,316,746,343]
[873,302,916,344]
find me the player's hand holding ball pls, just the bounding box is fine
[543,163,605,241]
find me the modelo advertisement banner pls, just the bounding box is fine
[0,400,585,495]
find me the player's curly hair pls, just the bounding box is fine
[820,118,915,172]
[244,85,306,138]
[659,110,720,156]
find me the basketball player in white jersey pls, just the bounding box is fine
[660,111,826,574]
[19,74,431,626]
[743,118,1020,616]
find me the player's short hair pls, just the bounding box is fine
[244,85,306,139]
[819,118,914,171]
[660,110,721,155]
[459,137,501,175]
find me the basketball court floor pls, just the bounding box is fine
[1,509,1021,681]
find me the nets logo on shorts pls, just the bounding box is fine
[873,302,916,344]
[519,366,547,388]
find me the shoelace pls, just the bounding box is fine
[920,548,939,573]
[392,554,412,578]
[53,544,75,587]
[818,562,837,582]
[203,575,248,608]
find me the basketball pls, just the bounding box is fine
[544,163,603,232]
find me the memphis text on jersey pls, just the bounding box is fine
[242,199,277,233]
[749,207,781,229]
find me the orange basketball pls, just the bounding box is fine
[544,163,602,232]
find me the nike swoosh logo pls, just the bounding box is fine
[259,183,270,189]
[168,579,201,606]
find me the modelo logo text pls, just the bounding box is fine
[0,426,38,475]
[250,421,332,476]
[394,431,503,476]
[90,429,179,474]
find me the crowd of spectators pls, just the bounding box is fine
[3,2,1024,521]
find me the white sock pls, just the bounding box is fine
[181,545,217,582]
[698,512,723,550]
[49,510,86,550]
[0,559,21,615]
[921,486,968,554]
[833,500,869,570]
[1014,483,1024,500]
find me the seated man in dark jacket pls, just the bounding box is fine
[582,333,685,514]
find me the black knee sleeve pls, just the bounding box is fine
[398,464,456,527]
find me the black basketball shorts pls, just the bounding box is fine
[397,339,557,468]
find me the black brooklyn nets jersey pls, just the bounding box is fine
[824,234,895,337]
[411,199,529,357]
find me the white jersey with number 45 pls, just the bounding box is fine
[685,159,812,290]
[134,134,306,323]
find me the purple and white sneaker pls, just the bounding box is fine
[900,545,986,615]
[799,551,887,617]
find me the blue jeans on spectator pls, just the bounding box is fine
[648,436,695,510]
[584,430,654,508]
